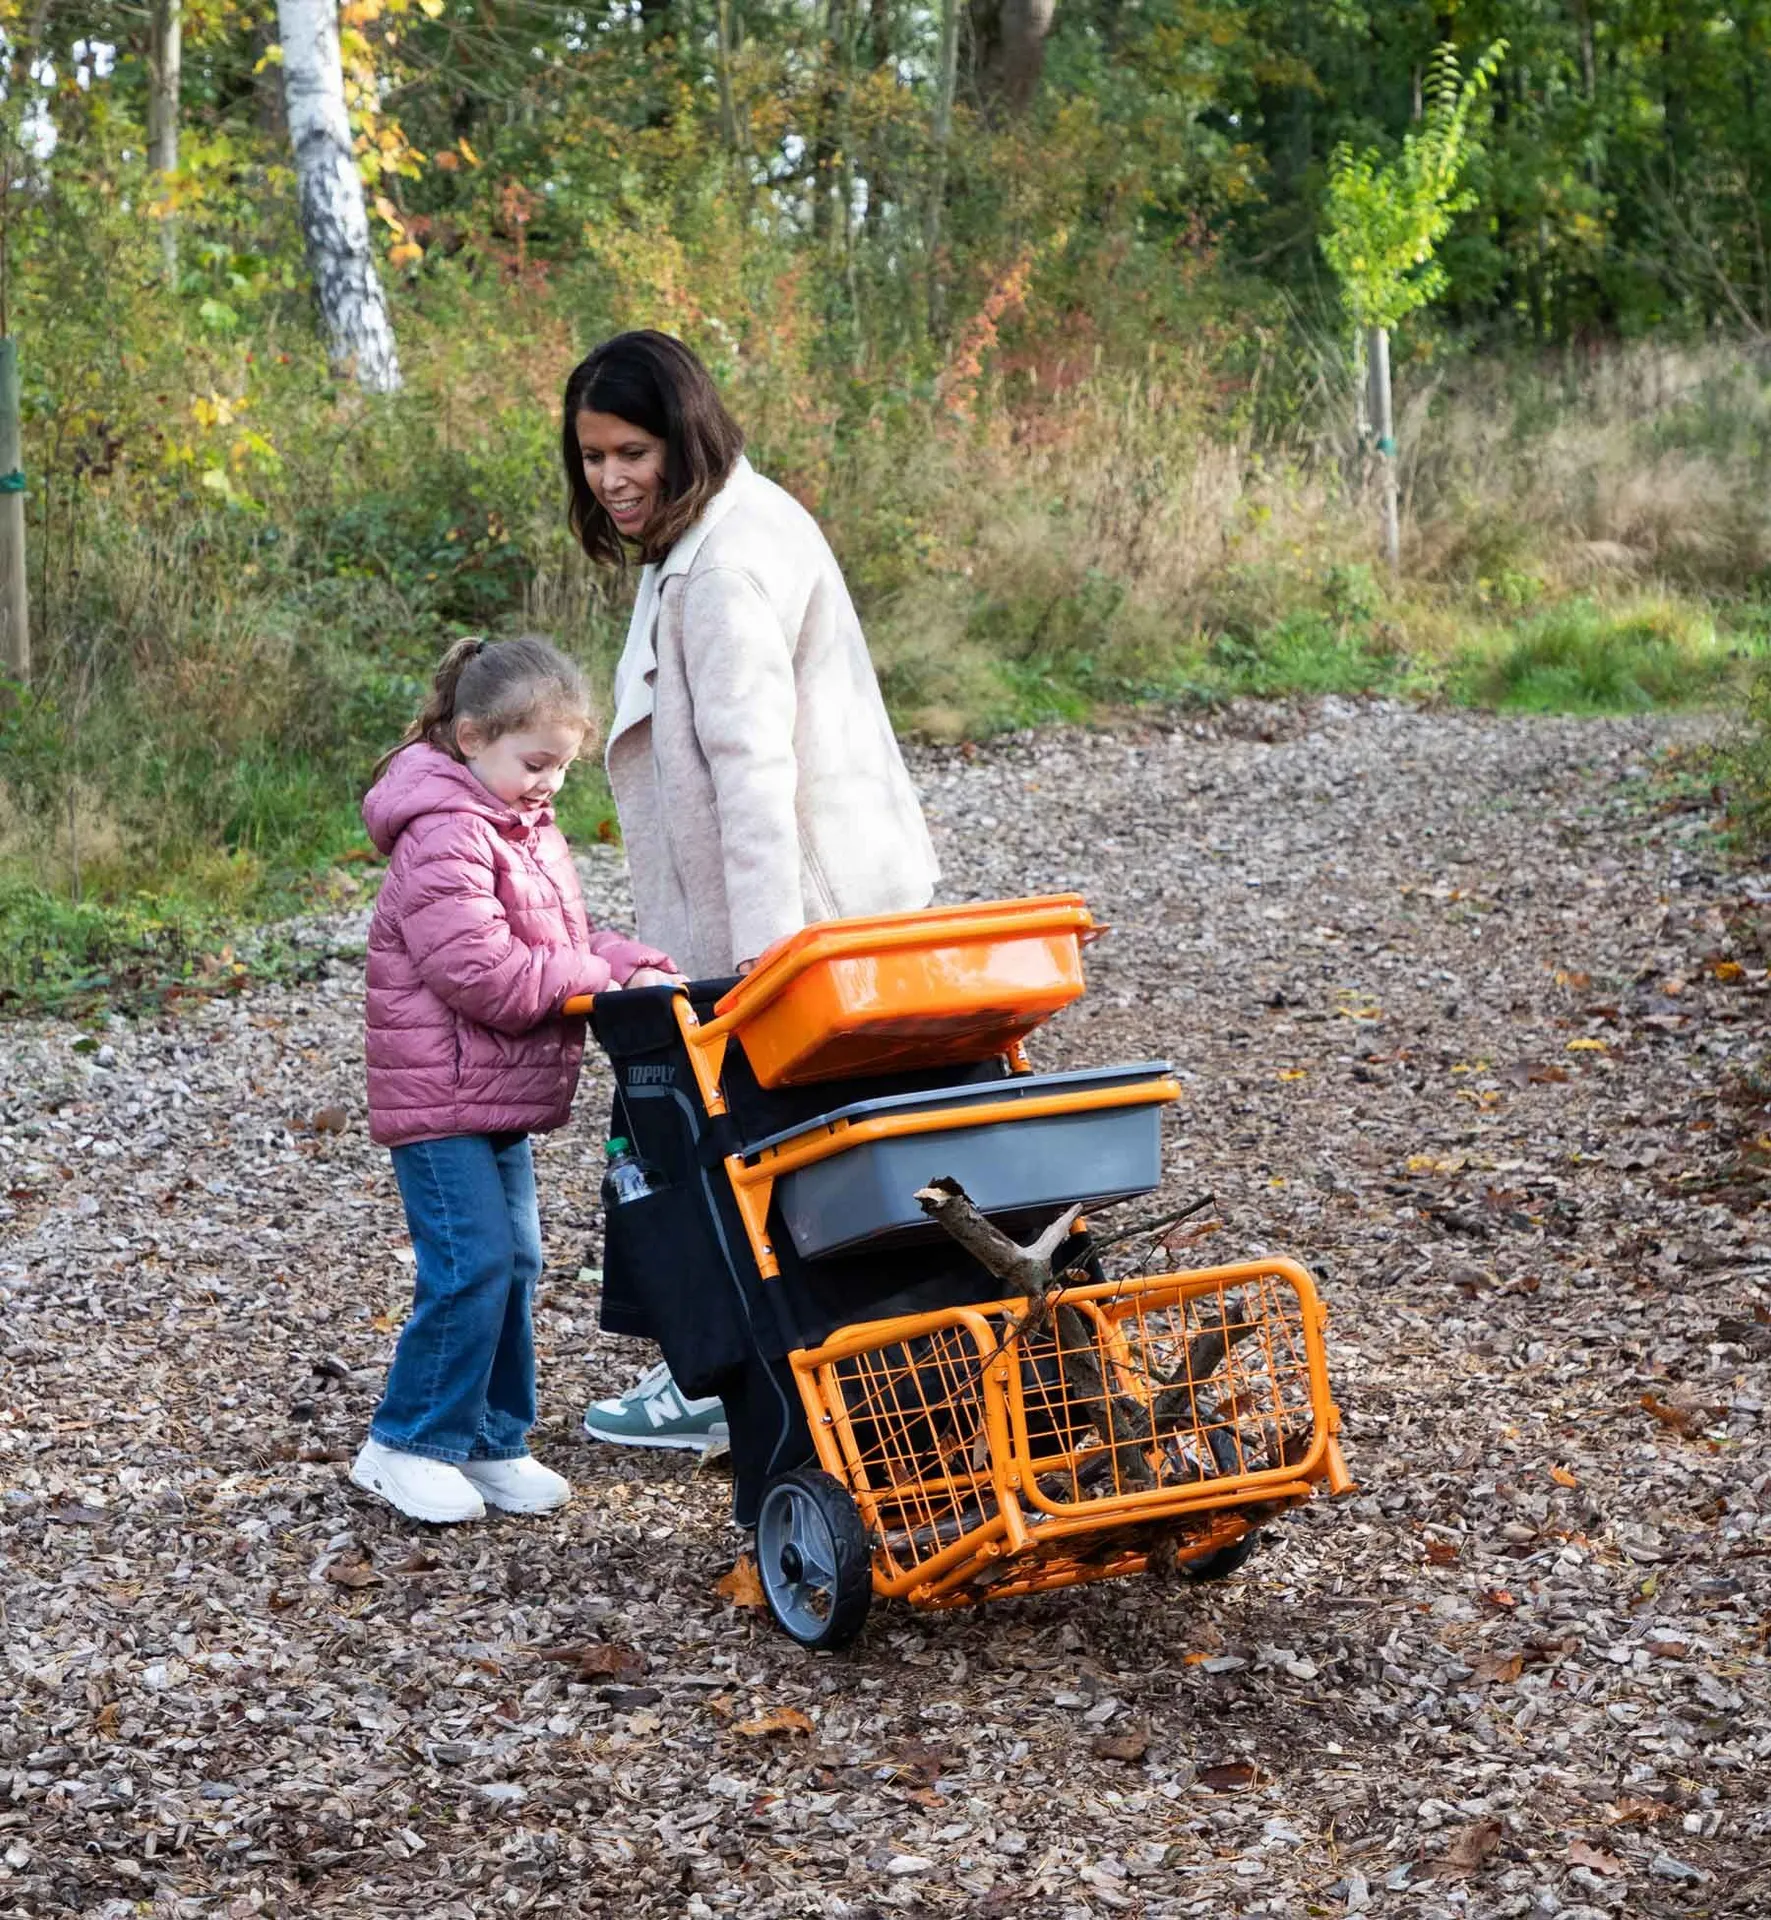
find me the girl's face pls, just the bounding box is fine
[458,718,584,815]
[576,409,667,542]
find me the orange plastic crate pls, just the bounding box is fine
[711,896,1096,1087]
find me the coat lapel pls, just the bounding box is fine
[603,456,757,765]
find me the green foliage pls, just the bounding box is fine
[1723,661,1771,847]
[1321,41,1506,337]
[10,0,1771,952]
[1450,600,1751,714]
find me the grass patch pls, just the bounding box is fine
[1447,599,1755,713]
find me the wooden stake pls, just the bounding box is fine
[1368,324,1400,573]
[0,336,29,687]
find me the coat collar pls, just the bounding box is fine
[657,453,755,580]
[607,456,757,758]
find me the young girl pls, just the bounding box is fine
[351,634,678,1524]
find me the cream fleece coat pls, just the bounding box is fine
[605,459,939,976]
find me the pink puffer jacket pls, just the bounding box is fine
[362,745,672,1147]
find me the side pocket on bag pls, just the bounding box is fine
[601,1184,750,1399]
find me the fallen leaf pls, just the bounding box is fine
[877,1742,945,1786]
[1566,1038,1608,1053]
[1609,1795,1675,1827]
[93,1701,120,1737]
[1424,1539,1460,1566]
[1550,1464,1580,1488]
[1445,1818,1504,1873]
[1640,1393,1706,1437]
[1569,1839,1625,1875]
[534,1642,644,1682]
[734,1706,814,1738]
[1711,959,1745,982]
[715,1554,768,1609]
[323,1550,381,1590]
[1092,1724,1151,1762]
[1481,1587,1518,1610]
[1471,1651,1524,1686]
[1160,1216,1225,1251]
[1199,1761,1259,1791]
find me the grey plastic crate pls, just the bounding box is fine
[747,1063,1172,1260]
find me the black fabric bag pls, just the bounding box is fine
[586,982,1075,1521]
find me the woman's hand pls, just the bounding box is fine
[624,965,684,989]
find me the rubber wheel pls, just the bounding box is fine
[1179,1528,1263,1583]
[755,1468,873,1650]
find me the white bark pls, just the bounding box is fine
[276,0,401,394]
[147,0,182,281]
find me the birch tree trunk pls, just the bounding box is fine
[276,0,402,394]
[147,0,182,282]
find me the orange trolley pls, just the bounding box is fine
[574,897,1351,1648]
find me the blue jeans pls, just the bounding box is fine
[372,1132,542,1464]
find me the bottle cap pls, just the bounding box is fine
[606,1136,631,1156]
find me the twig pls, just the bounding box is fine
[1081,1191,1216,1257]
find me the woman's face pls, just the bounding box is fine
[576,409,667,543]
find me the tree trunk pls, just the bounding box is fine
[714,0,742,156]
[147,0,182,282]
[925,0,962,335]
[0,338,29,689]
[276,0,402,394]
[1367,325,1400,574]
[972,0,1057,118]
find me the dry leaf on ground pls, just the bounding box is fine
[714,1554,768,1608]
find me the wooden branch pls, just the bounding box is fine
[1053,1303,1158,1491]
[915,1178,1080,1293]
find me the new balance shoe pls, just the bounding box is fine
[582,1361,729,1452]
[459,1455,573,1514]
[349,1438,486,1524]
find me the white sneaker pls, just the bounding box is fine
[458,1455,572,1514]
[582,1360,730,1452]
[350,1439,486,1524]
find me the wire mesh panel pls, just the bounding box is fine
[1023,1267,1322,1511]
[807,1260,1333,1595]
[824,1317,1001,1581]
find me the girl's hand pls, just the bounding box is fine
[625,965,683,989]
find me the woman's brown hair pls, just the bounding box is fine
[561,330,745,566]
[374,635,593,779]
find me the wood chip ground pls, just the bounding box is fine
[3,703,1767,1918]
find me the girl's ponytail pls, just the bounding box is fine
[373,636,489,779]
[371,634,592,782]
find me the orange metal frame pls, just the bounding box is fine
[569,983,1351,1610]
[795,1262,1351,1607]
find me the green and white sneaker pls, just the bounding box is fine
[582,1361,729,1452]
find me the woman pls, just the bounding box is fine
[563,330,939,1449]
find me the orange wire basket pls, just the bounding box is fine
[787,1257,1350,1615]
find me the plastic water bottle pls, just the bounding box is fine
[601,1136,657,1209]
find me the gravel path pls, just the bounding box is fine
[3,702,1768,1920]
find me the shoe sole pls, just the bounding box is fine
[461,1483,573,1515]
[349,1461,484,1525]
[581,1421,730,1453]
